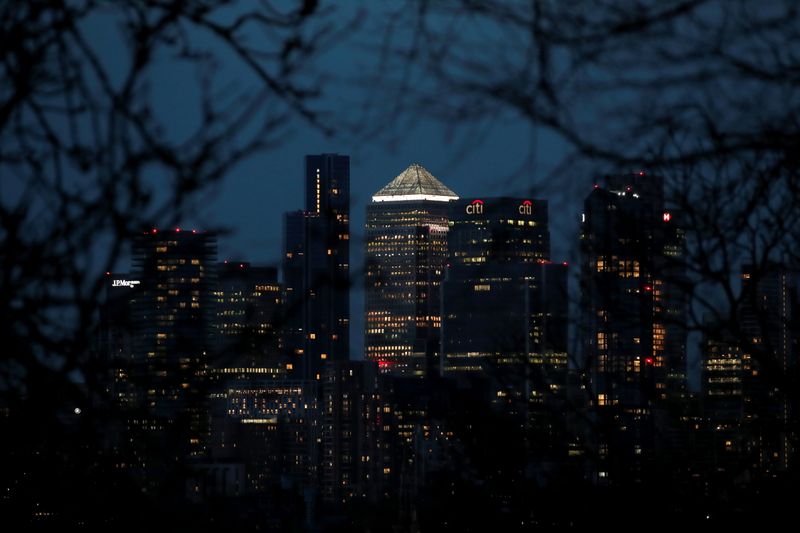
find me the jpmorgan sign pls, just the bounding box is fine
[112,279,141,288]
[465,199,484,215]
[519,200,533,215]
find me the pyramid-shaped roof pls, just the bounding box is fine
[372,163,458,202]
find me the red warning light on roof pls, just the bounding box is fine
[151,228,158,234]
[594,184,600,189]
[562,262,568,266]
[175,227,181,232]
[639,170,646,176]
[645,357,655,365]
[663,212,671,222]
[644,285,653,292]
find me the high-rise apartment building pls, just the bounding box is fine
[364,163,458,377]
[320,360,383,506]
[131,228,217,459]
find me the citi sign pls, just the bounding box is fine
[465,199,484,215]
[519,200,533,215]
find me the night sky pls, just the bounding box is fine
[31,4,613,364]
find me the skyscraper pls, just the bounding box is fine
[441,197,568,454]
[738,263,797,474]
[131,228,217,459]
[283,154,350,379]
[447,197,550,264]
[99,272,141,411]
[364,163,458,377]
[580,173,687,484]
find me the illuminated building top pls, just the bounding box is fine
[372,163,458,203]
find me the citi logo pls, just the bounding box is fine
[519,200,533,215]
[466,199,484,215]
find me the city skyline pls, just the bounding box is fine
[4,2,798,530]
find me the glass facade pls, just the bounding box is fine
[365,164,458,377]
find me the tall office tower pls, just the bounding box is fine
[320,360,382,506]
[442,197,568,452]
[214,261,284,370]
[580,173,687,484]
[448,197,550,264]
[98,273,141,410]
[283,154,350,379]
[365,163,459,377]
[132,228,217,459]
[739,263,797,475]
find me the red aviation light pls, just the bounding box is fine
[663,212,671,222]
[644,285,653,292]
[151,228,158,234]
[175,227,181,232]
[593,184,600,189]
[562,262,568,266]
[639,170,646,176]
[645,357,655,365]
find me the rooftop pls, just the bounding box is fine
[372,163,458,203]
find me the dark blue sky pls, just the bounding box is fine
[0,2,704,386]
[123,4,582,359]
[194,97,577,360]
[25,3,609,366]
